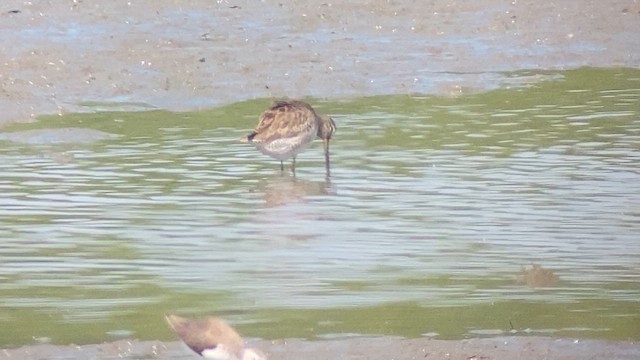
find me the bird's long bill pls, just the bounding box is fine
[323,138,331,175]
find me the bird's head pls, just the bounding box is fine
[317,115,336,140]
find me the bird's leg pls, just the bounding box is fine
[280,160,284,173]
[292,156,297,175]
[323,138,331,177]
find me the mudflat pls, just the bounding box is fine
[1,336,639,360]
[1,0,638,126]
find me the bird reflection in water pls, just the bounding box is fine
[259,174,335,208]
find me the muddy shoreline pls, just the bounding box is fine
[1,336,638,360]
[1,0,639,126]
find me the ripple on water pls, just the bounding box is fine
[0,68,639,344]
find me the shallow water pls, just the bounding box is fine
[0,68,639,347]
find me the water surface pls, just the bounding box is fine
[0,68,639,347]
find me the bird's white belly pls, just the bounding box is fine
[255,131,316,160]
[201,347,237,360]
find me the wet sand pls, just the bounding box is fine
[1,336,638,360]
[1,1,639,358]
[1,0,639,126]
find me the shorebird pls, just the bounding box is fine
[165,314,267,360]
[241,100,336,174]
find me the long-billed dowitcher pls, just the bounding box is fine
[165,314,267,360]
[241,100,336,174]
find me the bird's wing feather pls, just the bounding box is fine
[251,101,317,144]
